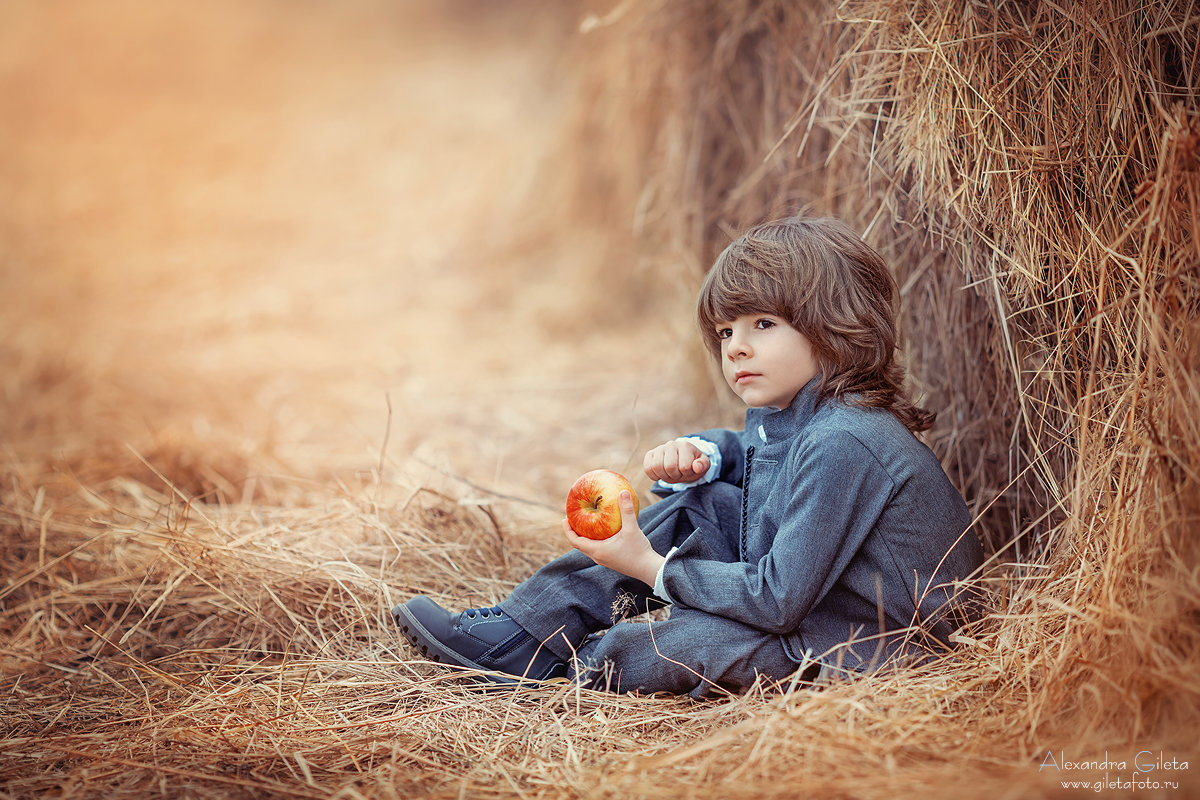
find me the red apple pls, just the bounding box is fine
[565,469,640,540]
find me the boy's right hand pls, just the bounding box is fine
[643,439,711,484]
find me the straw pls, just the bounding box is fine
[4,0,1199,797]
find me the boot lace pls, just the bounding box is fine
[463,605,505,619]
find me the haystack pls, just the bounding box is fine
[3,0,1198,798]
[571,0,1200,779]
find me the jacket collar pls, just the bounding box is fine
[744,376,822,443]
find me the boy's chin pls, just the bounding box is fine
[731,385,789,409]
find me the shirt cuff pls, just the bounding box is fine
[652,437,722,493]
[653,546,679,603]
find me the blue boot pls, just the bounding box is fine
[392,596,568,684]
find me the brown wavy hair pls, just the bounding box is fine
[697,216,935,433]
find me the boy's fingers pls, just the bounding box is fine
[678,448,695,475]
[562,518,583,546]
[618,490,637,520]
[645,441,707,483]
[644,448,664,480]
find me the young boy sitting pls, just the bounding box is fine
[394,216,984,697]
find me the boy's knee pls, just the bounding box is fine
[569,620,677,692]
[569,615,742,696]
[574,610,806,697]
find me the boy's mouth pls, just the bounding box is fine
[734,371,761,384]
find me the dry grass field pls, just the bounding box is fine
[3,1,1198,798]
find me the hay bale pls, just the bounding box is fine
[573,0,1200,771]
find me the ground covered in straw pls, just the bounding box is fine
[4,1,1200,798]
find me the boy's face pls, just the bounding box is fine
[714,314,818,409]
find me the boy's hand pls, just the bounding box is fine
[563,490,665,588]
[644,439,711,484]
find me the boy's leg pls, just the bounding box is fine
[570,607,818,699]
[501,481,741,661]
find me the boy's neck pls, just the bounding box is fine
[747,376,821,438]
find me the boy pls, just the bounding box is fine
[394,216,983,697]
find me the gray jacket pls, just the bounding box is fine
[659,379,983,672]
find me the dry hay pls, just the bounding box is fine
[568,0,1200,788]
[4,0,1200,798]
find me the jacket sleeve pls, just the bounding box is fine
[659,429,894,633]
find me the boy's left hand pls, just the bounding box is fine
[562,490,666,588]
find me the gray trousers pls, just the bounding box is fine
[501,483,814,698]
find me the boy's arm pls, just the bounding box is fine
[567,427,748,590]
[658,430,891,633]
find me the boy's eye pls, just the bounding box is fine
[716,327,733,340]
[755,318,776,330]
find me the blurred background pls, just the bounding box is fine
[0,0,712,506]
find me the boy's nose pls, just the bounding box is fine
[727,333,751,358]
